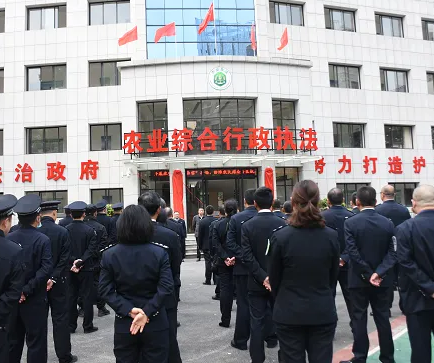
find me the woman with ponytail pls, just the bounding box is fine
[268,180,340,363]
[212,199,238,328]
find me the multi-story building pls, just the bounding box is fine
[0,0,433,228]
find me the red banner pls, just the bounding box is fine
[264,167,274,197]
[172,169,185,219]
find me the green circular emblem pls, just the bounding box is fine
[209,67,232,90]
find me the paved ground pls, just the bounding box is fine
[39,260,404,363]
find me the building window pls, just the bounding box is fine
[272,100,296,129]
[333,123,364,148]
[27,65,67,91]
[27,5,66,30]
[336,183,369,208]
[324,7,355,32]
[26,191,68,214]
[422,19,434,41]
[26,127,67,154]
[380,69,408,93]
[139,171,170,206]
[384,125,413,149]
[269,2,303,26]
[90,124,121,151]
[428,73,434,95]
[0,69,3,93]
[388,183,417,206]
[375,14,403,37]
[146,1,255,58]
[184,99,255,155]
[276,167,299,202]
[89,1,130,25]
[329,64,360,89]
[89,61,124,87]
[0,10,5,33]
[91,188,123,205]
[0,130,3,155]
[138,102,169,156]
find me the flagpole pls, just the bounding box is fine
[213,3,218,55]
[254,22,257,56]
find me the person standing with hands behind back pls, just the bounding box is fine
[99,205,174,363]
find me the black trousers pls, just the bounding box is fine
[203,250,212,283]
[350,287,394,363]
[333,268,353,330]
[69,271,94,331]
[195,237,201,259]
[0,327,9,363]
[406,309,434,363]
[215,275,220,295]
[248,292,277,363]
[167,308,182,363]
[48,277,73,363]
[219,265,234,325]
[114,329,169,363]
[9,297,49,363]
[233,274,250,346]
[275,322,336,363]
[94,268,106,310]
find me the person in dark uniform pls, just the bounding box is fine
[321,188,354,330]
[225,188,257,350]
[192,208,204,261]
[282,200,292,220]
[210,207,225,300]
[7,194,53,363]
[395,184,434,363]
[66,201,99,334]
[96,199,115,248]
[198,205,215,285]
[84,204,110,317]
[213,199,238,327]
[241,187,287,363]
[340,186,396,363]
[350,192,360,214]
[138,192,182,363]
[9,222,21,233]
[109,202,123,245]
[0,194,25,363]
[99,204,174,363]
[269,180,340,363]
[271,199,286,219]
[39,201,77,363]
[174,211,187,253]
[58,205,73,228]
[376,184,411,314]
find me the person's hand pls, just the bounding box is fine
[432,293,434,299]
[370,273,382,287]
[225,257,235,266]
[339,259,345,267]
[71,259,83,273]
[19,293,26,304]
[129,308,145,319]
[263,277,271,292]
[47,279,54,291]
[130,312,149,335]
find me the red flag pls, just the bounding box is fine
[118,26,138,46]
[198,3,214,34]
[277,28,288,51]
[251,23,257,51]
[155,22,176,43]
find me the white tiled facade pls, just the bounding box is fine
[0,0,433,212]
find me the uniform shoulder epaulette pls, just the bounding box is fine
[100,244,116,253]
[241,216,254,224]
[272,224,288,233]
[151,242,169,249]
[325,224,338,231]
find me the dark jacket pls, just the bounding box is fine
[39,216,71,282]
[225,206,258,275]
[241,211,287,293]
[352,207,360,214]
[269,225,340,325]
[273,210,286,219]
[58,216,73,228]
[344,209,397,288]
[9,223,21,233]
[97,213,115,246]
[7,226,53,300]
[209,217,223,256]
[99,242,174,333]
[65,220,99,271]
[84,216,109,252]
[165,219,184,259]
[375,200,411,227]
[109,214,121,244]
[213,217,231,262]
[0,231,25,327]
[322,206,354,265]
[192,215,204,237]
[396,210,434,315]
[198,215,215,251]
[174,218,187,258]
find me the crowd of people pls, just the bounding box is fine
[0,181,433,363]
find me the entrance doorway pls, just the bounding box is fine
[185,168,258,232]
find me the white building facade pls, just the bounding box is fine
[0,0,433,227]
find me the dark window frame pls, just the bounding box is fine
[90,188,124,205]
[380,68,408,93]
[0,9,5,33]
[333,122,365,148]
[89,60,124,87]
[0,68,3,93]
[375,13,404,37]
[89,1,130,25]
[26,126,67,154]
[336,183,370,208]
[422,19,434,41]
[26,64,67,91]
[269,1,304,26]
[431,126,434,149]
[324,7,356,32]
[427,72,434,95]
[384,124,413,149]
[329,64,361,89]
[388,182,418,206]
[0,130,3,156]
[276,167,299,202]
[90,123,122,151]
[26,190,68,215]
[27,5,67,30]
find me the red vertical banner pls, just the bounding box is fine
[264,167,274,197]
[172,169,185,219]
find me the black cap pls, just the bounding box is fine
[96,199,107,211]
[86,204,97,215]
[40,200,61,212]
[68,201,87,212]
[112,202,124,210]
[0,194,18,218]
[64,205,70,212]
[14,194,41,216]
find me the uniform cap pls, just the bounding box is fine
[68,201,88,212]
[0,194,18,218]
[40,200,61,212]
[64,205,70,212]
[96,199,107,211]
[14,194,41,216]
[112,202,124,210]
[86,204,97,214]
